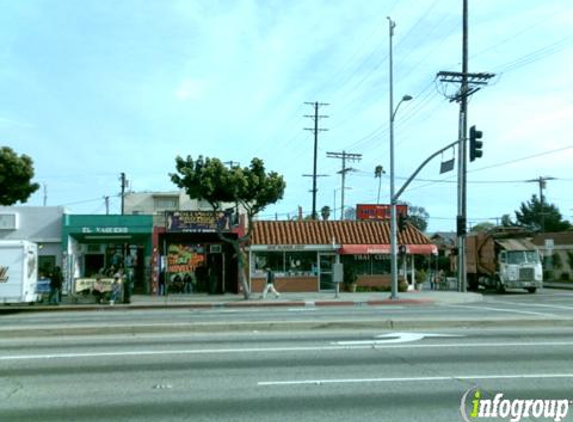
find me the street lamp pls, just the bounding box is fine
[388,16,412,300]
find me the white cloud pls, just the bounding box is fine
[175,78,206,101]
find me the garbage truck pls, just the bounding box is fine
[466,227,543,293]
[0,240,39,304]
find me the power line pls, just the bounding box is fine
[471,145,573,174]
[494,36,573,74]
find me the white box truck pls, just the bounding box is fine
[0,240,39,304]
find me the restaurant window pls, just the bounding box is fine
[340,254,391,275]
[285,251,316,275]
[341,255,370,275]
[252,251,318,277]
[253,252,283,275]
[371,254,391,274]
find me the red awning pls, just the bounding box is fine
[406,244,438,255]
[339,244,437,255]
[339,244,390,255]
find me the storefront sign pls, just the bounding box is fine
[81,227,129,234]
[356,204,408,221]
[167,244,205,273]
[165,211,231,233]
[267,244,308,251]
[251,244,335,251]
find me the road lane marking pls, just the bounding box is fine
[334,332,463,346]
[2,340,573,361]
[490,300,573,311]
[440,304,559,318]
[258,373,573,386]
[288,308,317,312]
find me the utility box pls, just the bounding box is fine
[332,263,343,284]
[0,240,39,304]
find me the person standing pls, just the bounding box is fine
[110,276,121,305]
[261,267,280,299]
[115,268,130,304]
[49,266,63,305]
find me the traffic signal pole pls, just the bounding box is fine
[436,0,494,293]
[457,0,469,293]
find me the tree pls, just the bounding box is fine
[374,165,385,204]
[171,156,285,299]
[0,147,40,205]
[514,194,570,232]
[501,214,514,227]
[343,206,356,221]
[470,222,496,233]
[397,201,429,232]
[320,205,331,221]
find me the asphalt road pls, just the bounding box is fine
[2,327,573,422]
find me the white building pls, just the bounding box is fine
[0,206,65,273]
[124,190,246,226]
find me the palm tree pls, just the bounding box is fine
[374,165,385,204]
[320,206,331,221]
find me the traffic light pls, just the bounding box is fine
[398,214,407,232]
[469,125,483,162]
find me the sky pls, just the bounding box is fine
[2,0,573,233]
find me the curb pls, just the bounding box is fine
[0,297,436,314]
[2,317,572,338]
[544,283,573,290]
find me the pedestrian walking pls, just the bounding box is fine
[261,267,280,299]
[48,266,63,305]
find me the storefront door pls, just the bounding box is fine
[319,253,336,291]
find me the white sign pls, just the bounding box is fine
[545,239,554,250]
[81,227,129,234]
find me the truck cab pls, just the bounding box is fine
[498,248,543,293]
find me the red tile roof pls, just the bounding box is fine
[250,220,433,246]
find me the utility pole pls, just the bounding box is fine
[526,176,556,232]
[104,196,110,215]
[436,0,494,292]
[224,161,240,169]
[43,183,47,206]
[120,172,127,215]
[305,101,329,220]
[327,151,362,220]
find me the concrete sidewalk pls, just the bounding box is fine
[128,289,482,309]
[0,288,483,313]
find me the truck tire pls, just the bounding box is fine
[496,280,506,293]
[526,288,537,294]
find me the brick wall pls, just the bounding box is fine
[251,276,319,292]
